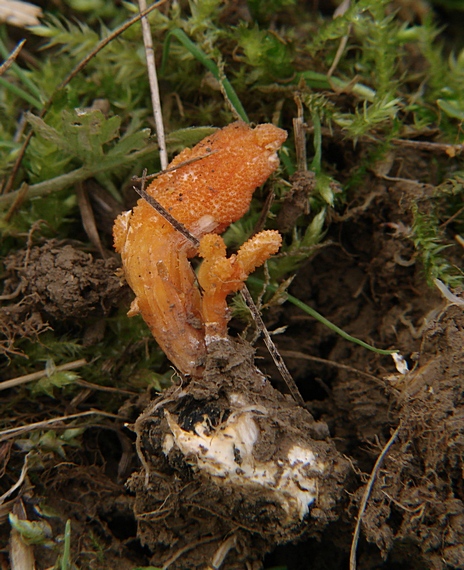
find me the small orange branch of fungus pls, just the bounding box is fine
[113,122,287,377]
[198,231,282,341]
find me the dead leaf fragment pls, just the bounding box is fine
[0,0,42,27]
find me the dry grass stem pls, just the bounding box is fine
[132,150,218,183]
[0,39,26,77]
[279,349,384,384]
[0,358,87,392]
[0,453,29,506]
[134,181,200,248]
[74,378,136,395]
[138,0,168,169]
[350,423,402,570]
[0,410,124,442]
[241,285,305,406]
[75,182,105,257]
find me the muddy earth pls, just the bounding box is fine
[1,143,464,570]
[128,338,349,569]
[1,240,123,356]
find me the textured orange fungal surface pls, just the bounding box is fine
[198,231,282,339]
[113,121,287,377]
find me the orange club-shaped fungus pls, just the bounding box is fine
[113,122,287,377]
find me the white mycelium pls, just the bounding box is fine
[163,395,325,520]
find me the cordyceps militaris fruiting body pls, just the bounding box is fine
[113,121,286,377]
[114,122,349,570]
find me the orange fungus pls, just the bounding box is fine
[113,122,287,377]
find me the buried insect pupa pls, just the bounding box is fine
[114,123,349,569]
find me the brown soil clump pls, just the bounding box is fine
[4,240,122,319]
[361,304,464,570]
[1,240,123,355]
[128,338,349,569]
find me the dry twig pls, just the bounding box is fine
[241,286,304,406]
[138,0,168,169]
[279,349,384,385]
[0,39,25,77]
[350,423,402,570]
[0,358,87,392]
[0,410,124,442]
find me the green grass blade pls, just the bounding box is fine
[279,149,295,175]
[298,71,376,102]
[0,37,43,108]
[310,109,322,173]
[0,76,43,109]
[60,519,72,570]
[247,276,397,355]
[162,28,248,122]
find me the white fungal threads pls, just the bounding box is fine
[163,396,325,520]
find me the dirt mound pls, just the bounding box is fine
[361,304,464,569]
[0,240,124,356]
[128,339,350,569]
[3,240,122,319]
